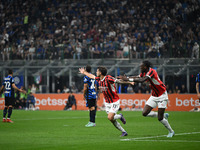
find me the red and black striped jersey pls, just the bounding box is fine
[140,68,166,97]
[95,75,119,103]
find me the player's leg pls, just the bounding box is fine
[86,99,96,127]
[7,98,15,123]
[107,101,127,136]
[3,97,9,122]
[158,104,174,137]
[7,105,13,123]
[3,106,8,122]
[143,96,159,118]
[142,104,154,117]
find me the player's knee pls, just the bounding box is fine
[142,111,148,117]
[158,116,163,121]
[107,115,114,121]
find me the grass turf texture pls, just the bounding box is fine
[0,110,200,150]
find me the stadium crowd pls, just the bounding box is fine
[0,0,200,60]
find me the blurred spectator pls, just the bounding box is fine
[123,104,130,111]
[127,84,134,93]
[64,91,77,110]
[28,43,35,60]
[63,86,70,93]
[180,84,188,93]
[57,89,61,93]
[131,104,143,111]
[173,86,180,94]
[26,92,36,110]
[192,42,199,59]
[19,86,26,109]
[31,84,37,94]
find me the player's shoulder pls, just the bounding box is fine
[106,75,115,79]
[149,68,157,74]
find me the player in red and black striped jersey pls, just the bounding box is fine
[79,66,132,136]
[118,61,174,138]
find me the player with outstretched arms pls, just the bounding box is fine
[118,61,175,138]
[79,66,132,136]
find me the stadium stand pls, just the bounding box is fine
[0,0,200,94]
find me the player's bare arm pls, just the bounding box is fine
[12,84,26,94]
[118,75,147,83]
[83,83,88,100]
[79,68,96,79]
[115,79,134,85]
[95,84,100,100]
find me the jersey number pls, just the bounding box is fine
[5,82,11,90]
[90,80,95,89]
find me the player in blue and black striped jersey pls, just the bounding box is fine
[196,73,200,103]
[83,65,99,127]
[0,69,26,123]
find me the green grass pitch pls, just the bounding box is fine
[0,110,200,150]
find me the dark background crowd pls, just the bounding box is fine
[0,0,200,60]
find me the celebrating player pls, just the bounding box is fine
[83,65,99,127]
[0,69,26,123]
[79,66,130,136]
[118,61,175,137]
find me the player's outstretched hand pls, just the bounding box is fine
[79,68,85,74]
[117,75,129,81]
[23,90,27,94]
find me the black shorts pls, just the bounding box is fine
[5,97,15,106]
[86,99,96,108]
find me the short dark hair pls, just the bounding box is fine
[97,66,107,76]
[8,69,13,75]
[86,65,91,73]
[143,61,152,68]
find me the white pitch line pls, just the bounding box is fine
[14,116,105,121]
[120,132,200,141]
[133,140,200,143]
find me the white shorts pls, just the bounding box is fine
[146,91,168,108]
[105,100,120,114]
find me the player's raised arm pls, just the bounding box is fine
[79,68,96,79]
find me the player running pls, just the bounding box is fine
[0,69,26,123]
[83,65,99,127]
[118,61,175,137]
[79,66,131,136]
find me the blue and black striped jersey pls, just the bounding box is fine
[196,73,200,92]
[2,75,14,98]
[84,75,98,100]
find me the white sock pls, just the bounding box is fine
[160,118,173,133]
[147,111,158,118]
[114,114,121,120]
[112,120,126,132]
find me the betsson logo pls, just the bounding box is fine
[35,97,67,106]
[176,98,200,106]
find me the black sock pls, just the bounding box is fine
[3,107,8,118]
[90,110,96,123]
[7,107,13,118]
